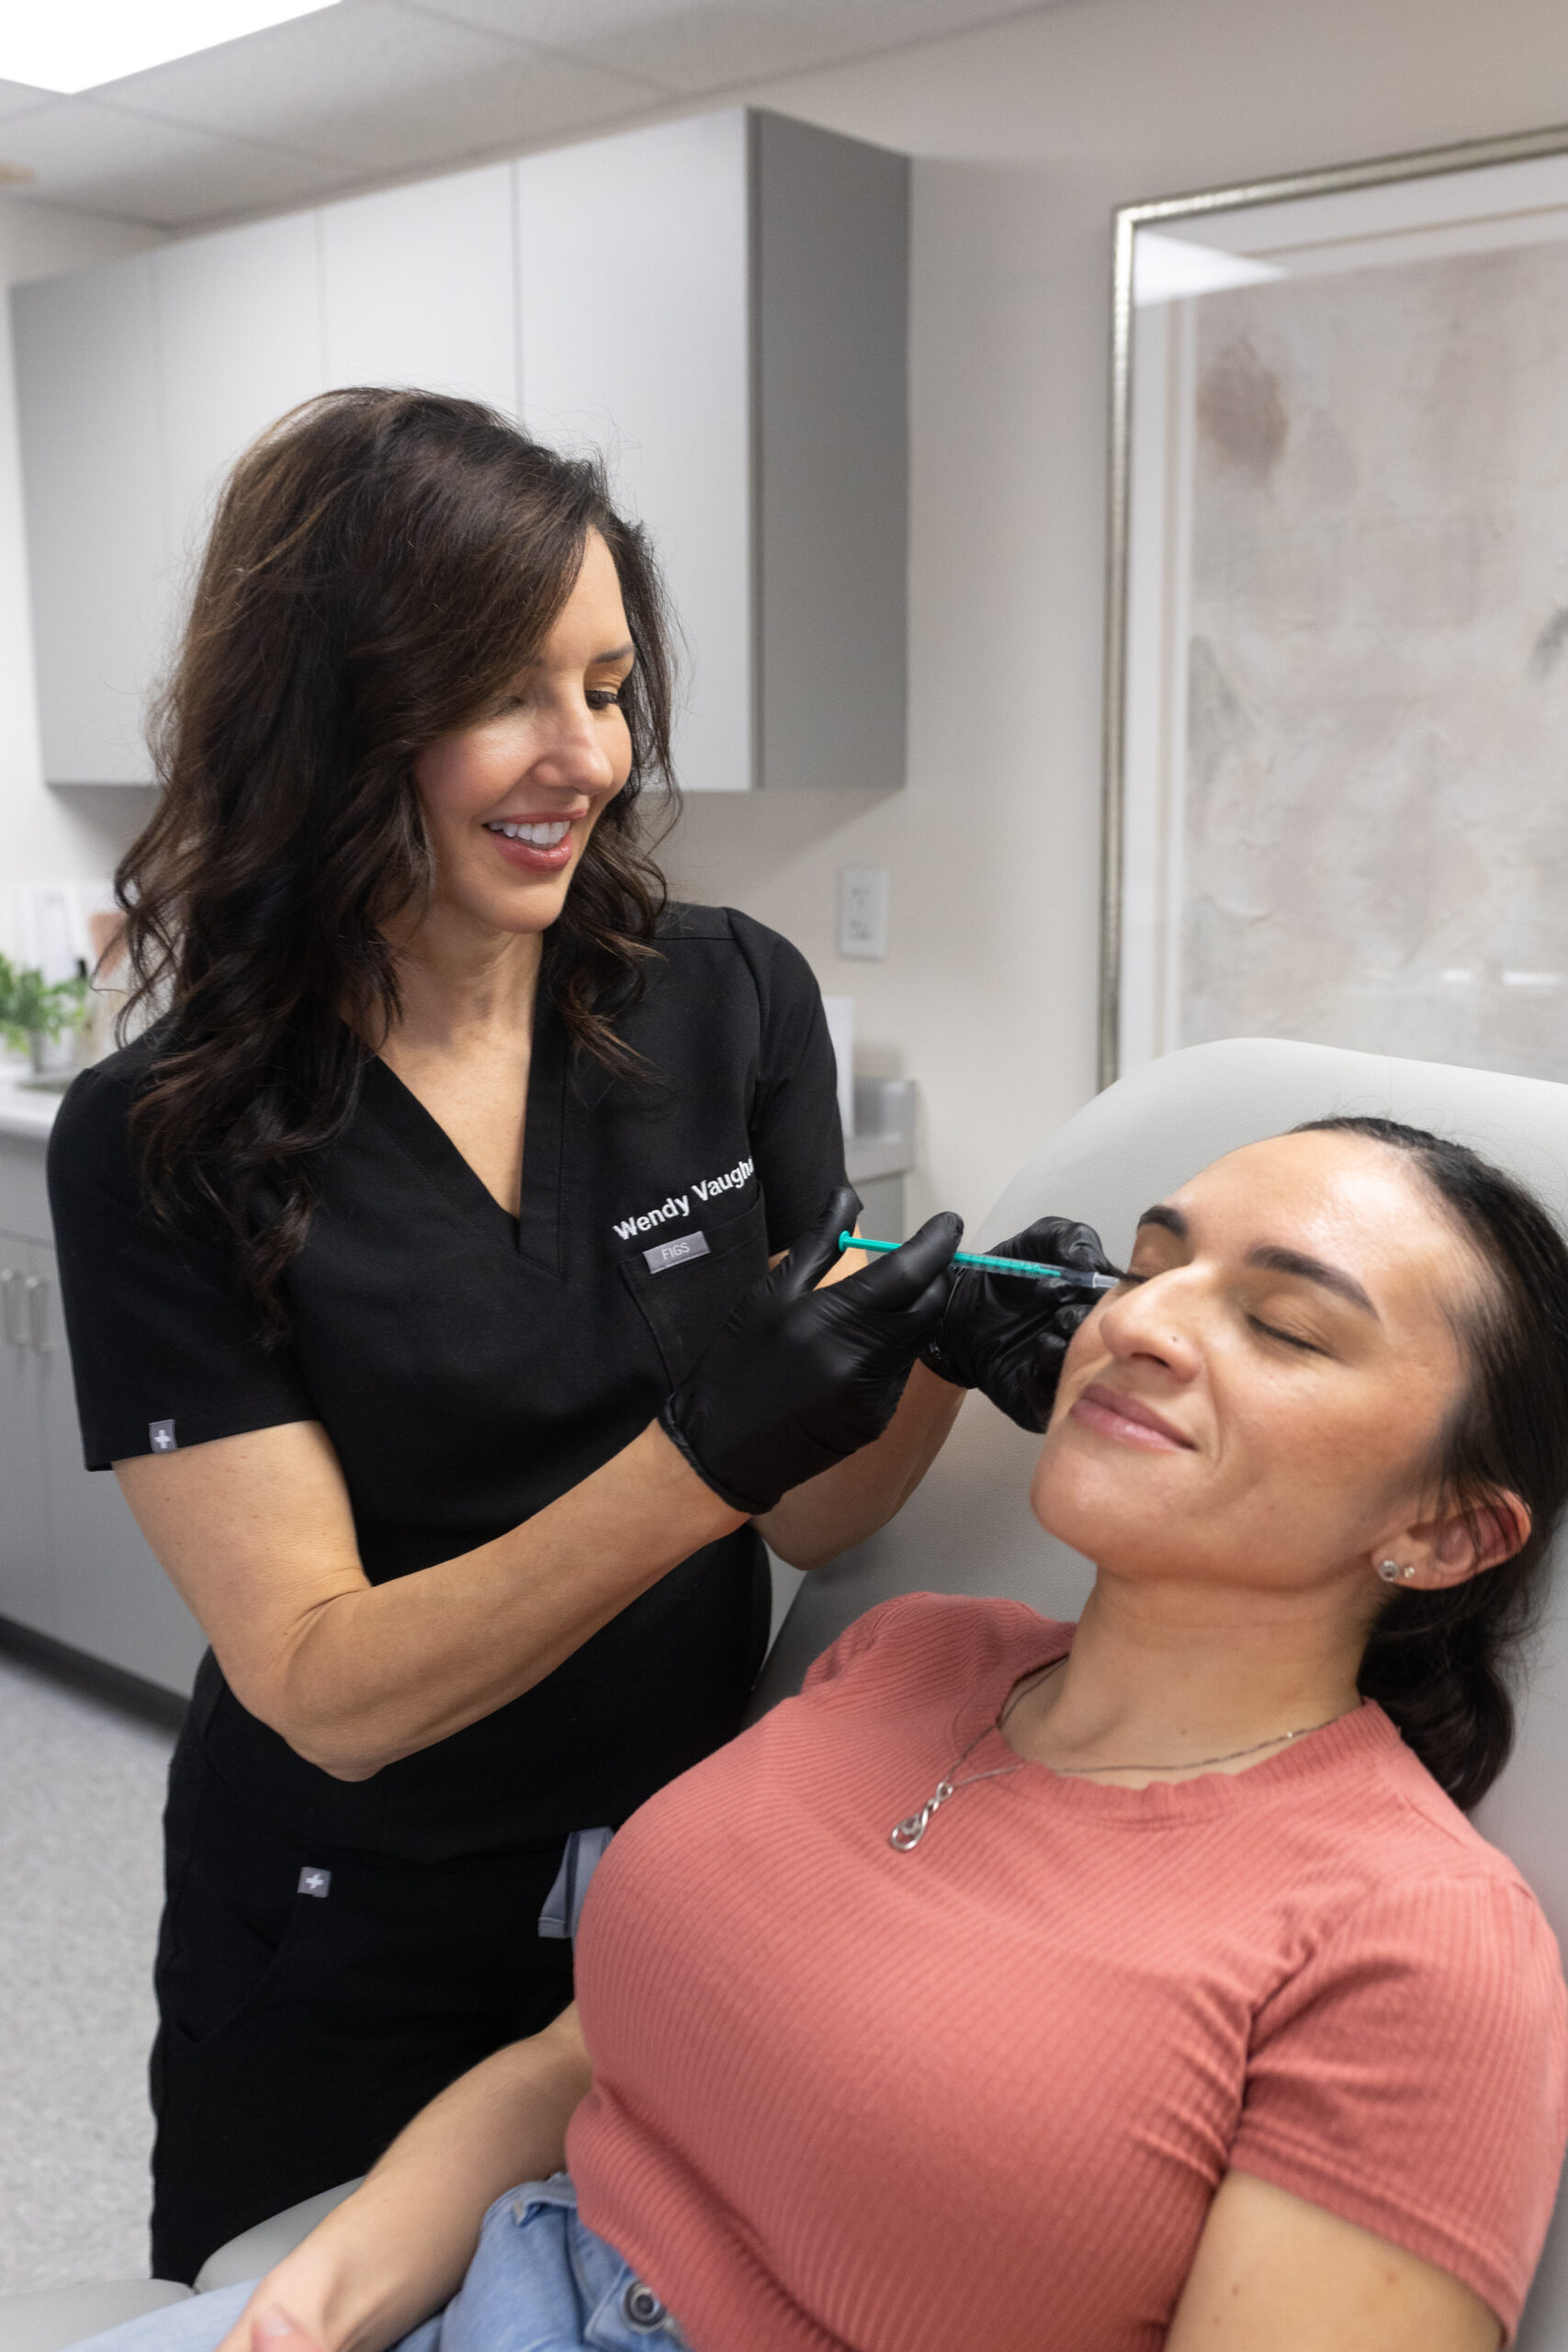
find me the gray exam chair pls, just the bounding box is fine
[6,1038,1568,2350]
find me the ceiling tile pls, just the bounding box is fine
[412,0,1055,95]
[0,0,1076,228]
[101,0,663,174]
[0,100,362,226]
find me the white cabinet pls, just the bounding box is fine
[518,114,752,797]
[12,254,167,785]
[518,110,908,795]
[322,163,518,415]
[0,1232,55,1638]
[0,1140,206,1698]
[157,210,327,597]
[14,218,327,789]
[13,108,908,796]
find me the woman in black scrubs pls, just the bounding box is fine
[48,390,1100,2283]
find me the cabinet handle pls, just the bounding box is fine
[24,1273,51,1353]
[0,1267,22,1348]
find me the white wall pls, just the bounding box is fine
[663,0,1568,1234]
[8,0,1568,1219]
[0,197,163,956]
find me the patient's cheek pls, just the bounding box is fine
[1030,1317,1108,1532]
[1051,1310,1101,1409]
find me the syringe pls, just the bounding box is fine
[840,1233,1121,1292]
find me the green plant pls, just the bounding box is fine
[0,954,90,1054]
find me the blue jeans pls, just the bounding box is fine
[71,2178,691,2352]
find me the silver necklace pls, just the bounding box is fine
[888,1664,1348,1851]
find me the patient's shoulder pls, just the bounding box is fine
[801,1591,1071,1700]
[1368,1717,1546,1883]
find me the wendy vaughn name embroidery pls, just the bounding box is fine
[611,1157,755,1241]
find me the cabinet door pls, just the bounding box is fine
[322,164,519,416]
[32,1242,206,1697]
[12,254,168,784]
[0,1235,55,1637]
[157,211,327,607]
[517,114,752,796]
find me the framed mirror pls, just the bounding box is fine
[1102,125,1568,1087]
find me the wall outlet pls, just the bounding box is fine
[839,865,889,960]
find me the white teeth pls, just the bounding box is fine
[486,819,571,845]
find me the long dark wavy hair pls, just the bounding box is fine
[1298,1116,1568,1809]
[117,389,679,1340]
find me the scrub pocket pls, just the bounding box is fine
[620,1195,769,1386]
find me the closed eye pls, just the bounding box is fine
[1248,1315,1324,1354]
[1121,1262,1326,1353]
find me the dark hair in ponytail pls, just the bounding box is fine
[1295,1115,1568,1809]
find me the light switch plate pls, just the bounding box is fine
[839,865,889,960]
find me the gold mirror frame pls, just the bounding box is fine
[1099,119,1568,1090]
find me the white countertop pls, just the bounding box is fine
[0,1073,67,1143]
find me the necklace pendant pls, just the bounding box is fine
[889,1776,954,1851]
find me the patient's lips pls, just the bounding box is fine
[1070,1382,1196,1452]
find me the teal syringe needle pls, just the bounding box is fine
[840,1233,1122,1291]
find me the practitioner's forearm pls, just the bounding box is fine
[215,2007,592,2352]
[759,1362,964,1568]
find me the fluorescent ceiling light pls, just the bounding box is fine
[1133,232,1285,308]
[0,0,342,96]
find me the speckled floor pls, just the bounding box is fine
[0,1650,175,2293]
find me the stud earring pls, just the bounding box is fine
[1377,1559,1405,1584]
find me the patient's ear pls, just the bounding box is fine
[1392,1490,1530,1588]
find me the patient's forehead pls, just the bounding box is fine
[1156,1130,1480,1311]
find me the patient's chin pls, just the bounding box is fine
[1030,1419,1168,1560]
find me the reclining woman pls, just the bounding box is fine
[85,1115,1568,2352]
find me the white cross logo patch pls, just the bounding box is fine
[298,1867,332,1898]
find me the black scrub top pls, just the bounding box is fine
[48,905,847,1862]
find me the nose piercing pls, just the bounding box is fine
[1377,1559,1417,1584]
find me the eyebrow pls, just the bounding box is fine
[1135,1205,1379,1317]
[514,642,636,670]
[1136,1204,1188,1239]
[1246,1244,1379,1318]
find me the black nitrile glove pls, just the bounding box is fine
[920,1216,1117,1432]
[659,1186,963,1514]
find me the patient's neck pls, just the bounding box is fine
[1000,1573,1367,1788]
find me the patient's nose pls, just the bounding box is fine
[1098,1271,1202,1379]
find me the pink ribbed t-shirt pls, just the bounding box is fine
[568,1594,1568,2351]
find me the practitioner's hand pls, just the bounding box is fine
[660,1185,963,1513]
[919,1215,1117,1431]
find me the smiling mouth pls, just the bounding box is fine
[484,819,572,846]
[1070,1382,1196,1452]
